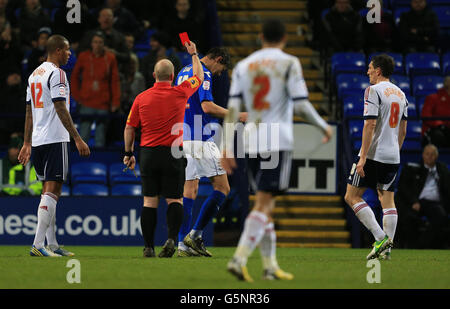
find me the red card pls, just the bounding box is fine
[179,32,190,46]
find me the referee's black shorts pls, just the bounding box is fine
[139,146,187,198]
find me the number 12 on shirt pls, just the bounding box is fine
[31,82,44,108]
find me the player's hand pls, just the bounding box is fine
[18,143,31,166]
[239,112,248,122]
[412,202,421,212]
[185,41,197,56]
[123,155,136,170]
[75,138,90,157]
[221,150,237,175]
[322,125,333,144]
[356,157,366,178]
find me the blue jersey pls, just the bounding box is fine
[176,62,217,142]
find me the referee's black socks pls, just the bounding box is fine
[141,206,157,249]
[166,202,183,241]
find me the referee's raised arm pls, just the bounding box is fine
[185,41,204,84]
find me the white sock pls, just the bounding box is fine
[259,222,279,271]
[33,193,57,249]
[189,229,202,239]
[234,211,268,265]
[178,242,188,250]
[382,208,398,241]
[352,201,385,241]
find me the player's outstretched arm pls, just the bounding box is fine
[54,100,90,157]
[293,99,332,143]
[185,41,204,84]
[18,104,33,166]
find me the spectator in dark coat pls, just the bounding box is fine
[398,0,440,53]
[321,0,364,54]
[396,144,450,249]
[362,2,397,54]
[14,0,51,50]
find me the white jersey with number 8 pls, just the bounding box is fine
[361,81,408,164]
[26,62,70,147]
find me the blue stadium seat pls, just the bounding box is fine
[432,5,450,28]
[111,184,142,196]
[71,162,108,185]
[405,53,441,78]
[331,52,366,76]
[72,184,109,196]
[362,188,380,207]
[394,7,410,25]
[343,95,364,117]
[336,74,370,100]
[392,0,413,9]
[412,75,443,97]
[61,184,71,197]
[348,120,364,139]
[369,52,404,74]
[406,120,423,138]
[390,74,411,95]
[352,139,362,152]
[177,51,192,67]
[402,139,422,151]
[109,163,141,185]
[441,52,450,75]
[407,101,418,119]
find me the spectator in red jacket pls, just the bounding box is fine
[71,31,121,148]
[422,76,450,148]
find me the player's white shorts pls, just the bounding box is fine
[183,140,226,180]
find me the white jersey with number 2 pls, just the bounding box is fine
[362,81,408,164]
[26,62,70,147]
[228,48,309,154]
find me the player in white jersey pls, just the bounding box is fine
[344,54,408,260]
[221,19,333,282]
[18,35,90,257]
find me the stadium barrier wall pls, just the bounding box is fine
[0,196,213,246]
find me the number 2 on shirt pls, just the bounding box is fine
[253,75,270,110]
[31,82,44,108]
[389,101,400,128]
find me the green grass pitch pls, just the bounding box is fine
[0,246,449,289]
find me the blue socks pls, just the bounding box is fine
[178,197,194,244]
[192,190,226,237]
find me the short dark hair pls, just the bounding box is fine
[46,34,69,54]
[151,31,171,49]
[371,54,395,78]
[206,47,231,69]
[262,19,286,43]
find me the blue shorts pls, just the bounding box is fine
[32,142,69,182]
[347,157,399,192]
[247,151,292,196]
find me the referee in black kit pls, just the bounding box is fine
[123,41,204,258]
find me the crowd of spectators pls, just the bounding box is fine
[0,0,209,148]
[309,0,441,56]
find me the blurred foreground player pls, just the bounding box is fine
[18,35,91,257]
[221,19,332,282]
[124,41,203,258]
[344,54,408,260]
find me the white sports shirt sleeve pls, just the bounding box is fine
[28,62,71,147]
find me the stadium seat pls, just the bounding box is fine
[336,74,370,100]
[72,184,109,196]
[405,53,441,78]
[61,184,71,197]
[71,162,108,185]
[111,184,142,196]
[369,52,404,74]
[432,5,450,28]
[441,52,450,75]
[412,75,443,97]
[390,74,411,95]
[343,95,364,117]
[402,139,422,151]
[407,101,418,119]
[394,7,410,25]
[109,163,141,185]
[362,189,380,207]
[352,139,362,152]
[348,120,364,139]
[331,52,366,76]
[406,120,423,138]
